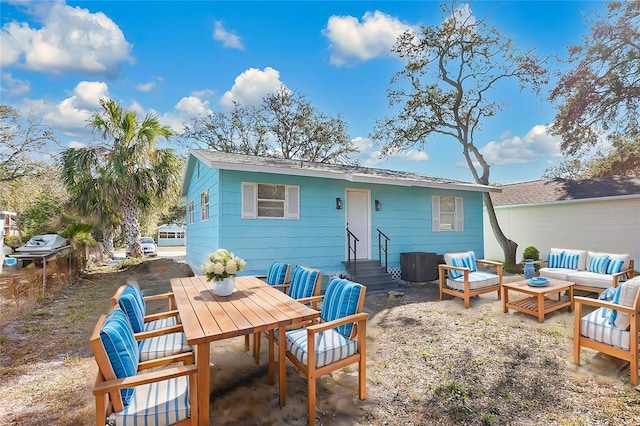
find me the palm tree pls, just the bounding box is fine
[60,98,181,258]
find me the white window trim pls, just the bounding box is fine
[242,182,300,220]
[188,201,194,224]
[200,190,209,221]
[432,196,464,232]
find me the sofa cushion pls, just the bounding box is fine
[445,251,477,279]
[549,248,587,270]
[588,255,610,274]
[447,271,500,291]
[560,253,580,270]
[567,271,616,290]
[607,259,625,275]
[547,252,564,268]
[539,268,573,281]
[581,308,630,350]
[613,278,640,330]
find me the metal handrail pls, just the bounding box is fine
[346,227,359,274]
[377,228,390,272]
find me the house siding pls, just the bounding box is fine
[483,197,640,265]
[185,157,486,277]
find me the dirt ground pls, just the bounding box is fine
[1,257,640,425]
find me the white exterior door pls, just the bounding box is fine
[346,189,370,259]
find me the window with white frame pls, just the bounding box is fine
[200,190,209,221]
[188,201,194,224]
[432,196,463,231]
[242,183,299,219]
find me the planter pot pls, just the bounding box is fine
[212,276,235,296]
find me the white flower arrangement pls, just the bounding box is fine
[202,249,246,282]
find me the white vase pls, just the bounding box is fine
[212,276,235,296]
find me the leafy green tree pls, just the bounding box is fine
[184,87,359,165]
[60,98,181,258]
[159,203,186,225]
[60,219,96,275]
[371,1,548,265]
[0,105,57,182]
[543,138,640,179]
[550,1,640,156]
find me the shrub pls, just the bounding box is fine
[522,246,540,261]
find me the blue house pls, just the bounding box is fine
[180,149,499,290]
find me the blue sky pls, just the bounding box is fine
[1,1,605,184]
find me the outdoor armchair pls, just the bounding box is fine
[439,251,503,308]
[90,309,197,426]
[272,276,368,426]
[111,282,180,332]
[574,277,640,386]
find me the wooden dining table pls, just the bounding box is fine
[170,275,320,424]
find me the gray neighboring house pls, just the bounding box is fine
[483,176,640,267]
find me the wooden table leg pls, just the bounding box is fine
[537,293,545,323]
[502,286,509,313]
[196,343,211,424]
[568,286,574,311]
[278,326,287,407]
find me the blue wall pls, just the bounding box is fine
[184,158,486,277]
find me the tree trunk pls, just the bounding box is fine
[122,192,143,258]
[483,193,518,265]
[102,223,115,259]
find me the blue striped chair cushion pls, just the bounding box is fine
[607,259,625,275]
[588,256,610,274]
[288,266,319,300]
[118,291,146,333]
[581,308,630,350]
[143,316,177,332]
[547,252,564,268]
[100,309,139,405]
[320,277,363,339]
[285,327,358,369]
[560,253,580,270]
[267,262,289,285]
[447,271,500,291]
[113,375,191,426]
[138,332,192,362]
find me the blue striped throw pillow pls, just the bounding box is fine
[320,277,363,339]
[547,252,564,268]
[561,253,580,270]
[607,259,625,275]
[588,256,610,274]
[448,255,476,279]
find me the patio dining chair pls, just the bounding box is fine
[438,250,503,308]
[111,282,180,332]
[246,261,292,353]
[273,276,368,426]
[574,276,640,385]
[253,265,321,364]
[90,309,197,426]
[113,284,192,362]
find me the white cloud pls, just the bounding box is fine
[480,125,562,166]
[220,67,284,109]
[322,11,414,67]
[213,20,244,50]
[18,80,110,138]
[137,82,156,92]
[175,96,211,117]
[1,1,133,76]
[1,72,30,95]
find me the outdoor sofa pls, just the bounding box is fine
[539,248,635,294]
